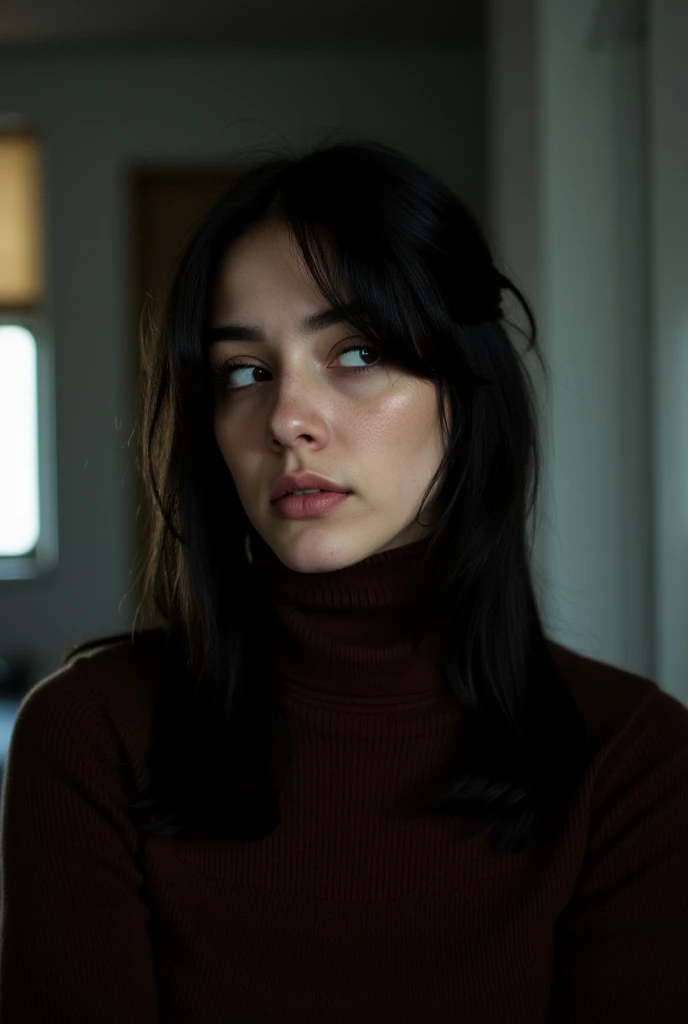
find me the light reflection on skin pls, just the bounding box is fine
[208,219,448,575]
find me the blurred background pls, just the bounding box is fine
[0,0,686,780]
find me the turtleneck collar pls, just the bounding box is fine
[249,530,447,708]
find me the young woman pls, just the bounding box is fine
[2,139,687,1023]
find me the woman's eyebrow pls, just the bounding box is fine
[207,303,362,344]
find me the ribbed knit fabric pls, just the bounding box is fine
[1,535,688,1022]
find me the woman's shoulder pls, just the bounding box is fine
[547,638,660,714]
[546,637,688,769]
[12,629,170,767]
[58,628,168,704]
[57,627,170,688]
[544,641,688,948]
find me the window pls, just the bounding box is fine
[0,325,39,556]
[0,129,56,579]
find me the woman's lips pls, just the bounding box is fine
[272,491,352,519]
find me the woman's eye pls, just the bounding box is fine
[336,343,382,371]
[210,343,382,393]
[213,364,267,390]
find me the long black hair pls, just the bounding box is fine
[68,138,590,854]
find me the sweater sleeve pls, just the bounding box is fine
[0,663,160,1023]
[546,683,688,1023]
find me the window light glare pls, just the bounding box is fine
[0,324,40,555]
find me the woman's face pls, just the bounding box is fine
[208,219,447,574]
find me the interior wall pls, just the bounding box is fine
[0,43,486,684]
[488,0,658,687]
[541,0,652,674]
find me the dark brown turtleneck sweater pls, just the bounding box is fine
[1,536,688,1022]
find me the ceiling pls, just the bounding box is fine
[0,0,484,47]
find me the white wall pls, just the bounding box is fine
[540,0,653,673]
[489,0,687,704]
[0,43,486,684]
